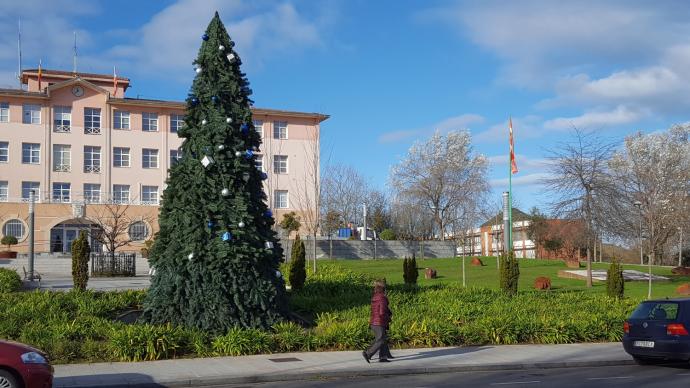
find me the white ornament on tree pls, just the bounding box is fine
[219,45,225,51]
[227,53,235,61]
[201,155,214,167]
[275,270,282,278]
[238,221,245,228]
[226,117,232,123]
[195,67,202,74]
[188,253,194,260]
[221,188,230,196]
[217,144,225,151]
[202,119,207,125]
[235,151,242,157]
[265,241,274,249]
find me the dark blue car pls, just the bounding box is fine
[623,298,690,364]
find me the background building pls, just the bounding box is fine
[0,69,327,254]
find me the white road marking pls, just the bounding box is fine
[491,381,541,385]
[587,377,632,380]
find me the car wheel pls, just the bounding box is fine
[0,369,19,388]
[633,355,661,365]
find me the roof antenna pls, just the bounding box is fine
[73,31,77,75]
[17,18,22,89]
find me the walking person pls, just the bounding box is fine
[363,279,393,363]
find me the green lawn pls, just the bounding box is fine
[329,257,690,300]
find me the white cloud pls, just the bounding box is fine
[106,1,327,82]
[543,105,646,130]
[378,113,484,143]
[473,115,543,143]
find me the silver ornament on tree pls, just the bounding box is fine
[202,119,207,125]
[235,151,242,157]
[275,270,282,278]
[265,241,274,249]
[238,221,245,228]
[227,53,235,62]
[221,188,230,196]
[200,155,214,168]
[226,117,232,123]
[219,44,225,51]
[195,67,202,74]
[188,253,194,260]
[217,144,225,151]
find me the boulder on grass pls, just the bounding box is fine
[534,276,552,290]
[564,259,582,269]
[677,283,690,296]
[471,257,484,266]
[672,267,690,276]
[424,268,437,279]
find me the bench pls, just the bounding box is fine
[22,266,42,287]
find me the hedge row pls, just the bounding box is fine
[0,265,640,364]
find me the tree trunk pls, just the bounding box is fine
[586,244,592,288]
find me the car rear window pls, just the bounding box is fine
[630,302,679,320]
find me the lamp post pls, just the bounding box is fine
[28,189,36,281]
[634,201,643,266]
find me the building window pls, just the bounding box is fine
[142,186,159,205]
[128,221,149,241]
[170,149,182,164]
[53,106,71,132]
[21,182,40,201]
[0,181,7,201]
[22,104,41,124]
[84,108,101,134]
[273,121,287,139]
[2,219,25,239]
[275,190,289,209]
[112,184,130,204]
[0,102,9,123]
[273,155,288,174]
[0,142,8,163]
[52,144,71,172]
[114,111,130,130]
[170,114,184,133]
[142,112,158,132]
[22,143,40,164]
[142,148,159,168]
[113,147,130,167]
[52,182,71,203]
[255,155,264,172]
[84,146,101,173]
[253,120,263,138]
[84,183,101,203]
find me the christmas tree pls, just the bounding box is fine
[142,12,287,333]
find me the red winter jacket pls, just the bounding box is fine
[369,292,392,327]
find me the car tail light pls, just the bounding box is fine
[667,323,689,336]
[624,321,630,334]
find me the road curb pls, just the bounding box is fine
[59,358,636,387]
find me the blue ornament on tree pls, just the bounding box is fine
[245,150,254,159]
[207,221,214,228]
[191,97,199,106]
[211,96,219,104]
[264,210,273,218]
[261,172,268,180]
[240,123,249,134]
[221,231,232,241]
[202,34,209,41]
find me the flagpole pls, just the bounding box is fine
[508,117,514,253]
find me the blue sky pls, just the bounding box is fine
[2,0,689,214]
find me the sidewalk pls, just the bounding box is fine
[54,342,634,387]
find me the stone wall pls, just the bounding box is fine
[280,239,457,260]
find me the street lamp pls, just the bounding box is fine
[634,201,643,266]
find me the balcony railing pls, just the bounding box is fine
[84,165,101,174]
[3,191,162,206]
[85,127,101,135]
[53,164,71,172]
[53,125,71,133]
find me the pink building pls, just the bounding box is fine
[0,69,327,254]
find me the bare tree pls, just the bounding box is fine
[321,164,371,227]
[542,129,614,287]
[389,194,434,240]
[606,125,690,267]
[291,124,321,272]
[389,130,490,240]
[86,201,154,261]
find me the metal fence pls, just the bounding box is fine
[90,252,136,277]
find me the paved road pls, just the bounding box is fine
[220,364,690,388]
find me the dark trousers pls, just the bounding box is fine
[366,325,392,359]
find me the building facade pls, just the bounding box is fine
[0,69,327,254]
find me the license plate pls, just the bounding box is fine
[634,341,655,348]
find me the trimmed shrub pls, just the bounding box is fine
[1,235,18,250]
[380,229,396,240]
[606,260,625,299]
[212,327,273,356]
[499,251,520,295]
[0,268,21,293]
[289,235,306,291]
[71,230,90,292]
[403,256,419,286]
[109,323,187,361]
